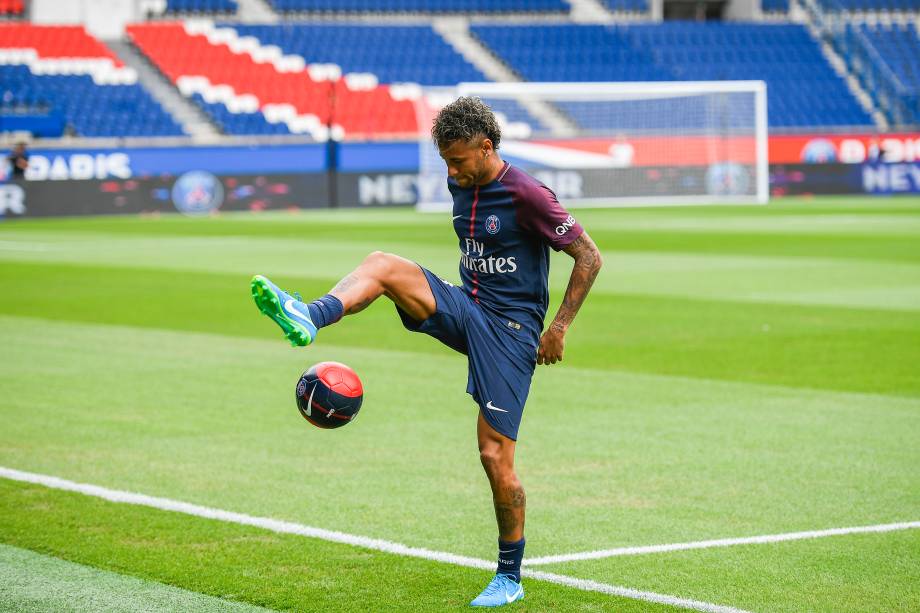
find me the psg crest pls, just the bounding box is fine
[171,170,224,216]
[485,214,500,234]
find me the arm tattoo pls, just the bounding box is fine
[550,233,602,332]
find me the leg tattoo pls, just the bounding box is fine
[493,484,526,538]
[331,274,359,294]
[346,297,373,315]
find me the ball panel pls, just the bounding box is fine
[315,361,363,398]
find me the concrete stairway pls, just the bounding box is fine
[107,39,222,139]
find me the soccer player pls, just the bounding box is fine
[251,97,602,607]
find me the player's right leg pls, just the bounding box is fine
[328,251,436,321]
[251,251,436,346]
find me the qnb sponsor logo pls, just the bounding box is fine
[25,153,131,181]
[555,214,577,236]
[461,238,517,274]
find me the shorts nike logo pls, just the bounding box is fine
[486,401,508,413]
[284,299,311,323]
[452,215,462,220]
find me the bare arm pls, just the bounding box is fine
[537,232,603,365]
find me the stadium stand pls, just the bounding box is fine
[0,24,184,137]
[228,24,485,86]
[127,22,421,137]
[471,23,874,128]
[0,0,25,17]
[265,0,567,13]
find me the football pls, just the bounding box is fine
[295,361,363,428]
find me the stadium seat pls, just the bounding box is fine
[0,0,25,16]
[761,0,790,12]
[601,0,649,12]
[166,0,237,12]
[0,24,184,137]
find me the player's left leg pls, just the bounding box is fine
[471,412,526,607]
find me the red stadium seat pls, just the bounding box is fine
[0,24,123,65]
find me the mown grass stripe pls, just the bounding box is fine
[0,466,751,613]
[0,543,272,613]
[526,521,920,566]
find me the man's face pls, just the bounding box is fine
[439,138,490,189]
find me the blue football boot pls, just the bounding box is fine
[250,274,317,347]
[470,574,524,607]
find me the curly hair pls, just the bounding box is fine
[431,96,501,151]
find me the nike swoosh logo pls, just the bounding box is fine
[305,382,317,417]
[498,548,516,553]
[505,585,523,603]
[284,299,311,323]
[486,401,508,413]
[452,215,462,220]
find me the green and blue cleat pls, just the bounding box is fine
[250,274,317,347]
[470,574,524,607]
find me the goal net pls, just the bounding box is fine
[415,81,768,211]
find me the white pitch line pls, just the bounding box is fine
[525,521,920,566]
[0,466,750,613]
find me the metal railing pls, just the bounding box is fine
[805,0,919,128]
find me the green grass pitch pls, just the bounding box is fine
[0,196,919,612]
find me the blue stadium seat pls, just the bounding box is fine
[602,0,649,11]
[761,0,790,11]
[165,0,237,12]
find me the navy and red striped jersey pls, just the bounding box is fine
[448,161,584,346]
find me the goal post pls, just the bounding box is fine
[415,81,769,211]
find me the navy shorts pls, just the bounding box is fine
[396,266,538,441]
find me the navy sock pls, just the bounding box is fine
[497,537,525,583]
[306,294,344,329]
